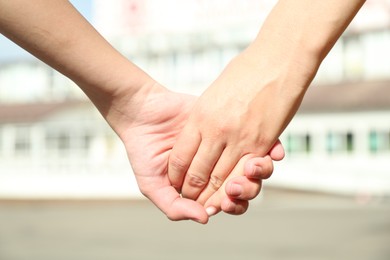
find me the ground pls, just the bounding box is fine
[0,188,389,260]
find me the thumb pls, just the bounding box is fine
[145,185,209,224]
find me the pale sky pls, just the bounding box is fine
[0,0,93,62]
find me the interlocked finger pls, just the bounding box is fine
[181,141,225,199]
[196,147,242,204]
[168,127,201,192]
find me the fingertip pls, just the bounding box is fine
[221,197,248,215]
[203,196,222,218]
[244,157,273,179]
[225,176,262,201]
[167,198,209,224]
[226,182,243,197]
[206,206,218,217]
[269,139,285,161]
[147,185,209,224]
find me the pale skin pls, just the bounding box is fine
[169,0,366,207]
[0,0,285,223]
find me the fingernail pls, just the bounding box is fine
[229,183,243,197]
[206,206,217,217]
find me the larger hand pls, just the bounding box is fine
[168,52,300,201]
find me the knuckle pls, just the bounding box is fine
[169,154,189,173]
[187,172,208,188]
[215,123,234,136]
[209,175,224,191]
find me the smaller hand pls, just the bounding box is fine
[117,85,209,223]
[203,141,285,217]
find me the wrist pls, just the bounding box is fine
[101,78,168,138]
[238,42,319,98]
[221,47,314,140]
[71,53,164,134]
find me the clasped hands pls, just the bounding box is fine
[0,0,362,225]
[120,53,286,224]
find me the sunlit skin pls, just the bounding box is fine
[121,85,285,220]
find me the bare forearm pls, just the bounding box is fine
[244,0,366,93]
[0,0,155,121]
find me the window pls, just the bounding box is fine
[14,125,31,156]
[363,30,390,79]
[346,132,354,151]
[45,130,92,156]
[286,133,312,154]
[80,134,91,151]
[343,35,364,80]
[0,126,2,155]
[326,131,354,154]
[369,130,390,153]
[46,131,70,155]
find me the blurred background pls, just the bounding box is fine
[0,1,389,260]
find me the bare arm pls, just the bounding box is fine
[0,0,210,222]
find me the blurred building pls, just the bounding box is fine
[273,80,390,197]
[0,100,142,198]
[0,0,389,199]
